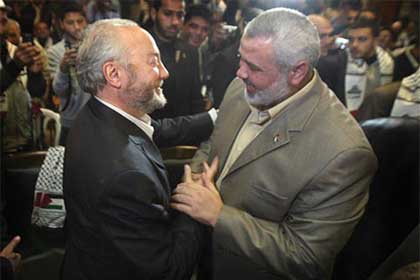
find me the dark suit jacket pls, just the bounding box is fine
[149,31,205,119]
[153,112,213,147]
[62,98,204,280]
[317,48,347,105]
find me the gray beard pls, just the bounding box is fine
[130,89,167,114]
[244,78,290,110]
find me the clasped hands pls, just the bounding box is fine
[171,157,223,227]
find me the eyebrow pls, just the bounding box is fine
[147,52,161,60]
[238,50,263,71]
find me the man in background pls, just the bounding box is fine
[148,0,205,119]
[47,3,90,145]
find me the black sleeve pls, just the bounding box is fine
[189,49,206,114]
[27,71,47,98]
[97,171,204,280]
[0,257,14,280]
[0,60,23,94]
[152,112,213,147]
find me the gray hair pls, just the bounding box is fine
[244,8,320,72]
[76,19,138,95]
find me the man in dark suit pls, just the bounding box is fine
[62,19,205,280]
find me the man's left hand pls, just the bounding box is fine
[171,159,223,227]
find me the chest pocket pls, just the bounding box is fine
[243,184,290,223]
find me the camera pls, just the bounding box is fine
[22,33,33,44]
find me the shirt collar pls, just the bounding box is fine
[95,97,154,140]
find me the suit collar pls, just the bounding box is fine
[88,98,166,168]
[88,98,149,140]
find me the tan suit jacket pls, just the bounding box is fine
[191,74,378,280]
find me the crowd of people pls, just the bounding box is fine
[0,0,418,279]
[0,0,418,149]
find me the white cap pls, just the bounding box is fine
[0,0,10,11]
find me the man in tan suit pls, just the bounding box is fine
[171,8,377,280]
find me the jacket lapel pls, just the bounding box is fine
[129,134,171,198]
[89,98,171,196]
[225,73,326,177]
[216,90,251,174]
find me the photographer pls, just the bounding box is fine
[1,2,46,149]
[1,2,44,94]
[47,3,90,146]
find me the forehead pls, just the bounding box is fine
[161,0,185,11]
[187,16,209,26]
[122,27,159,56]
[317,22,333,34]
[36,22,48,29]
[240,36,273,51]
[239,36,277,67]
[62,12,85,21]
[379,29,391,36]
[348,27,373,38]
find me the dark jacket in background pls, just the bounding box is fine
[317,48,347,105]
[149,30,205,119]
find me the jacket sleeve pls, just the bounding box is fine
[0,257,14,280]
[1,60,23,94]
[27,71,47,99]
[47,46,70,99]
[152,112,213,147]
[97,170,204,280]
[212,148,377,278]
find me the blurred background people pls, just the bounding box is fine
[47,3,90,146]
[180,4,211,49]
[148,0,206,119]
[85,0,121,23]
[377,26,394,53]
[1,0,46,150]
[33,21,53,50]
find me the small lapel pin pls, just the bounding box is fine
[273,134,280,143]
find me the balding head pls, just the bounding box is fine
[308,14,334,56]
[5,19,21,45]
[76,19,139,95]
[77,19,169,117]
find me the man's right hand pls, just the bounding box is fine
[13,42,41,67]
[0,236,22,272]
[59,48,78,73]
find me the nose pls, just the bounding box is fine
[74,22,82,31]
[351,39,358,49]
[171,16,182,27]
[159,62,169,80]
[236,62,248,80]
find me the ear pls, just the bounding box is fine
[151,8,157,22]
[287,61,309,87]
[103,61,122,89]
